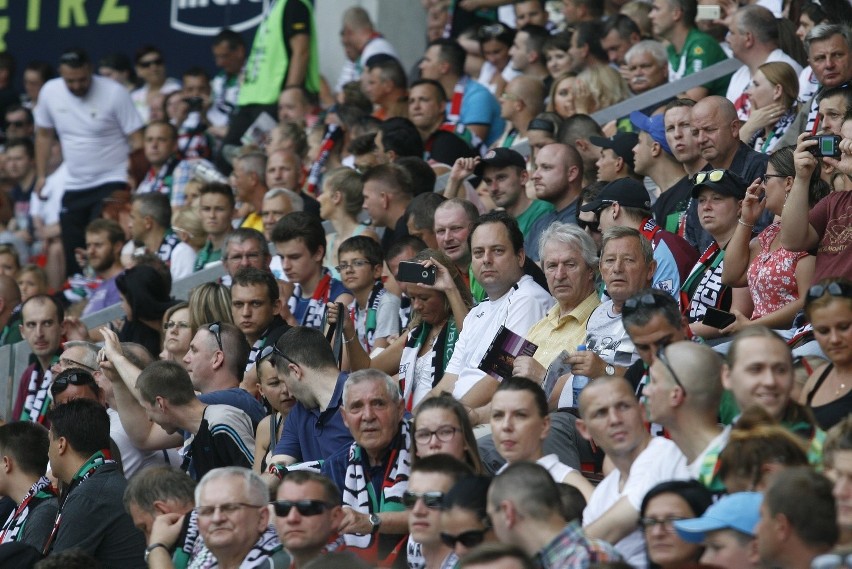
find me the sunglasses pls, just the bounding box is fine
[258,343,297,367]
[593,200,617,217]
[402,491,444,510]
[52,372,96,394]
[271,499,333,517]
[655,346,687,395]
[576,217,600,233]
[622,293,664,317]
[440,528,489,549]
[208,322,223,351]
[806,282,852,303]
[692,169,727,185]
[477,23,508,40]
[138,57,164,68]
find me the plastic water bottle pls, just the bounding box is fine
[572,345,590,406]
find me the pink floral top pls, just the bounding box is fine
[747,222,809,320]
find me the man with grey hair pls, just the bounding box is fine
[145,466,289,568]
[320,369,409,566]
[123,465,196,546]
[337,6,399,92]
[777,23,852,147]
[129,192,196,280]
[725,5,802,121]
[231,150,268,232]
[222,228,272,284]
[624,40,669,99]
[261,187,302,243]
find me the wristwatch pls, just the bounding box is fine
[605,364,616,376]
[144,543,169,563]
[369,513,382,533]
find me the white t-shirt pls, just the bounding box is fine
[726,49,803,121]
[585,300,639,369]
[798,66,819,104]
[107,408,179,478]
[335,36,400,92]
[29,163,67,226]
[497,453,576,483]
[582,436,689,569]
[447,275,555,399]
[34,76,144,190]
[169,242,197,281]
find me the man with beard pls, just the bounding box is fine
[81,219,125,317]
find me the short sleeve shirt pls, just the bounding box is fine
[667,28,730,97]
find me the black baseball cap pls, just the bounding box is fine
[474,147,527,176]
[691,169,747,199]
[580,177,652,213]
[589,131,639,171]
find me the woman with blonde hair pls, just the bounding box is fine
[172,208,207,252]
[546,72,578,119]
[319,167,377,278]
[739,61,799,153]
[572,65,631,115]
[188,282,233,335]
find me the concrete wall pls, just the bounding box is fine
[315,0,426,91]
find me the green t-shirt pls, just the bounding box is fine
[666,28,731,96]
[516,200,555,239]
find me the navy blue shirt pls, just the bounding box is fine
[198,387,266,429]
[272,372,354,462]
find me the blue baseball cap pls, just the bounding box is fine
[630,111,672,155]
[673,492,763,544]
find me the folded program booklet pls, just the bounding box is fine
[478,326,538,382]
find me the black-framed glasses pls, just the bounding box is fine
[402,491,445,509]
[692,169,726,184]
[52,372,96,395]
[413,426,460,445]
[271,499,334,517]
[258,343,297,367]
[806,282,852,304]
[639,516,687,532]
[208,322,223,351]
[440,528,489,549]
[164,320,190,331]
[196,502,264,518]
[655,346,687,396]
[138,57,164,68]
[760,173,788,184]
[335,259,373,273]
[577,217,600,233]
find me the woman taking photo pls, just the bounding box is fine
[738,62,799,154]
[799,279,852,431]
[330,249,472,410]
[721,146,826,336]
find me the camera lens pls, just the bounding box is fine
[422,271,429,278]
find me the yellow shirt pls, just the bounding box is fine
[240,212,264,233]
[526,291,601,369]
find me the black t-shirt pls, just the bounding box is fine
[426,130,477,166]
[653,176,693,236]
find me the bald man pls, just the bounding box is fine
[0,275,22,346]
[496,76,546,149]
[644,341,727,490]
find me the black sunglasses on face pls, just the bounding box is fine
[440,528,489,549]
[402,491,444,509]
[208,322,223,351]
[271,499,333,517]
[52,372,96,395]
[576,217,600,233]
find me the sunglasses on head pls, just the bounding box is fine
[271,499,333,517]
[806,281,852,304]
[208,322,223,351]
[52,372,96,395]
[622,293,665,317]
[655,346,687,395]
[692,169,727,185]
[477,23,508,40]
[440,528,489,549]
[258,343,297,367]
[402,490,444,509]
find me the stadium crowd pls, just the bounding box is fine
[0,0,850,567]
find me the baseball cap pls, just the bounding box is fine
[673,492,763,544]
[630,111,672,155]
[474,148,526,176]
[691,169,747,199]
[580,177,651,213]
[589,131,639,171]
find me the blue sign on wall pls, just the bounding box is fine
[1,1,269,80]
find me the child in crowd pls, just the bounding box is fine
[16,264,49,301]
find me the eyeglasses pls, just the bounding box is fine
[806,282,852,304]
[57,357,96,372]
[576,217,600,233]
[271,499,334,517]
[692,169,727,185]
[622,293,665,317]
[440,528,489,549]
[163,320,190,331]
[402,491,445,509]
[760,174,788,184]
[477,23,508,40]
[639,516,687,532]
[335,259,373,273]
[208,322,223,351]
[138,57,164,68]
[258,343,297,367]
[226,252,263,263]
[413,426,460,445]
[655,346,687,396]
[52,372,96,394]
[196,502,264,518]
